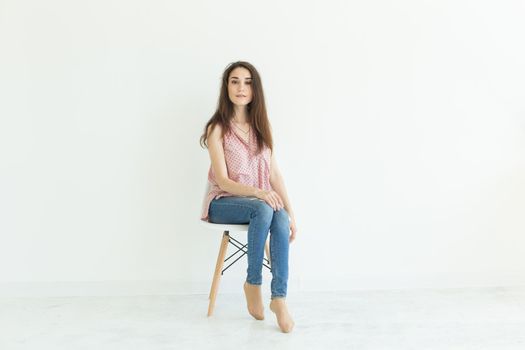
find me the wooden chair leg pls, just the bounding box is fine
[207,231,229,317]
[265,238,271,266]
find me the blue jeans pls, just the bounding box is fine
[208,196,290,299]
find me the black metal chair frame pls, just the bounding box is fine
[221,231,271,275]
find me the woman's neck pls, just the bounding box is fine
[232,106,248,124]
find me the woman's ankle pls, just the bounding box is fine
[271,296,286,301]
[245,280,262,286]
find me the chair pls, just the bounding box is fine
[200,183,271,317]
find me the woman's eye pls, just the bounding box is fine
[230,80,251,85]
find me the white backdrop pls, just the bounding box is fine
[1,0,524,297]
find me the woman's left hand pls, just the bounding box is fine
[289,215,298,243]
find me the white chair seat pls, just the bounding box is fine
[200,220,249,232]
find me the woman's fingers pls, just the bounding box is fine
[270,199,277,210]
[271,192,282,211]
[262,190,284,211]
[273,192,284,210]
[270,194,277,210]
[266,194,277,210]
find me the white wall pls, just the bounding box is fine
[1,0,524,297]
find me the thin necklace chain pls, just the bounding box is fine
[232,120,251,145]
[232,120,250,134]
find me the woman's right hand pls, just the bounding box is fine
[256,189,284,211]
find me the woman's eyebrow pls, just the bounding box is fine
[230,76,252,80]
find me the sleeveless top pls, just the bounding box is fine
[200,121,273,222]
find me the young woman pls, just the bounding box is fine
[200,61,297,333]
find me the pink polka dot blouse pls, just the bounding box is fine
[201,121,273,222]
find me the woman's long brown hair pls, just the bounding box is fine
[199,61,273,155]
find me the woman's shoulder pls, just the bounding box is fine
[207,122,228,142]
[207,122,221,135]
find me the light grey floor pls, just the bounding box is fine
[1,286,525,350]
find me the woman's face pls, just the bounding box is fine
[227,67,253,107]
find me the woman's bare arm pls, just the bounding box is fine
[269,150,295,219]
[269,150,298,242]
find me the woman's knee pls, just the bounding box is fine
[271,208,290,230]
[252,200,274,222]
